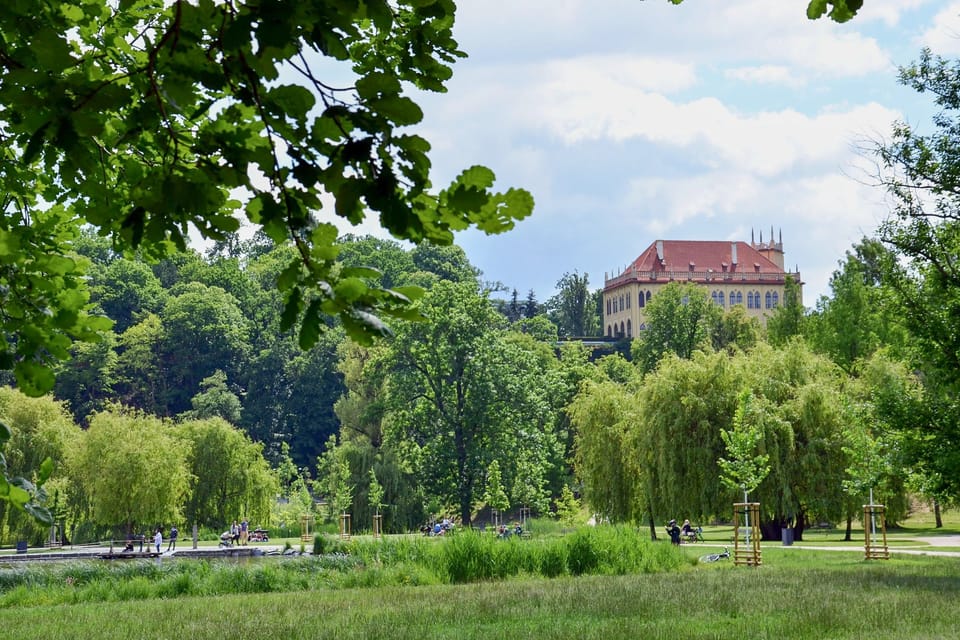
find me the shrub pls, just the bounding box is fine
[566,529,599,576]
[537,542,568,578]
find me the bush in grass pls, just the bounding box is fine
[434,530,492,583]
[537,541,568,578]
[566,529,600,576]
[313,533,329,555]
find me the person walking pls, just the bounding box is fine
[167,525,178,551]
[666,519,681,546]
[154,527,163,553]
[240,518,248,545]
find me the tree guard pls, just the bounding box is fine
[863,504,889,560]
[733,502,762,567]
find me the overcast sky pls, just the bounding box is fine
[379,0,960,306]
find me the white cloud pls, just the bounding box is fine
[454,0,892,79]
[725,65,805,88]
[540,55,697,95]
[526,73,901,176]
[921,1,960,55]
[859,0,932,27]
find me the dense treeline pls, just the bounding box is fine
[0,222,954,544]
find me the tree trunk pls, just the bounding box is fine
[935,500,943,528]
[844,515,852,542]
[647,509,657,541]
[794,511,806,541]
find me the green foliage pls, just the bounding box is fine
[570,380,640,523]
[176,417,277,530]
[765,276,805,346]
[367,468,385,515]
[383,280,565,525]
[0,389,78,533]
[870,49,960,502]
[429,527,681,584]
[68,408,190,532]
[545,271,599,338]
[631,283,721,374]
[0,0,533,397]
[673,0,865,22]
[482,460,510,515]
[718,390,771,495]
[555,486,582,527]
[179,370,242,424]
[805,0,864,21]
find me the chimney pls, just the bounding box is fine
[656,240,664,262]
[731,242,738,265]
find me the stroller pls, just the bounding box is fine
[219,530,239,548]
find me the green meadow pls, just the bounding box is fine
[1,518,958,640]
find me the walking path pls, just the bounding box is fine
[794,535,960,558]
[0,543,283,563]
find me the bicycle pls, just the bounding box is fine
[699,547,730,563]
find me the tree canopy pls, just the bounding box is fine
[0,0,534,399]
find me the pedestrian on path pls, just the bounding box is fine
[167,525,178,551]
[154,528,163,553]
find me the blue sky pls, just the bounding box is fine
[363,0,960,307]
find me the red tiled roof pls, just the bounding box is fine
[630,240,781,273]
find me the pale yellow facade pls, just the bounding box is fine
[602,235,801,339]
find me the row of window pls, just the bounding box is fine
[607,319,633,339]
[606,289,780,315]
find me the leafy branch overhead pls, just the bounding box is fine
[0,0,533,395]
[671,0,864,22]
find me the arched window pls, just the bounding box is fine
[711,291,719,305]
[620,321,625,336]
[718,291,725,307]
[606,299,611,315]
[607,325,612,337]
[639,292,645,307]
[646,290,652,303]
[772,292,779,308]
[626,319,632,338]
[620,295,624,311]
[747,291,754,309]
[735,291,743,306]
[765,291,772,309]
[626,293,631,309]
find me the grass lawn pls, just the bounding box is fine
[1,549,958,639]
[2,511,959,638]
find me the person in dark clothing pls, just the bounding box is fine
[167,525,178,551]
[666,519,681,545]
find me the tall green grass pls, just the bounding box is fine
[1,552,958,639]
[0,527,683,606]
[431,526,685,583]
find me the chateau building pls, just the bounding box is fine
[603,228,802,339]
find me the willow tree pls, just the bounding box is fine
[176,417,277,530]
[569,380,642,525]
[0,388,78,541]
[637,351,737,523]
[69,409,190,535]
